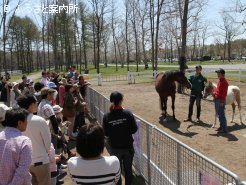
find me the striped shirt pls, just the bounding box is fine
[37,99,55,120]
[0,127,32,185]
[68,156,121,185]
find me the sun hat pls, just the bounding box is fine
[40,87,56,96]
[53,105,63,114]
[59,78,67,85]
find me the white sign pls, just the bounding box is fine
[4,4,78,14]
[199,171,221,185]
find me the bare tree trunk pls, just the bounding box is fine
[47,22,50,71]
[42,24,46,70]
[227,39,231,62]
[111,4,118,71]
[149,0,155,71]
[154,0,165,70]
[178,0,189,93]
[125,0,130,71]
[179,0,189,73]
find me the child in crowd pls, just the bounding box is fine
[53,105,76,158]
[72,84,87,137]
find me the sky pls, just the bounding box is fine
[5,0,242,45]
[11,0,230,22]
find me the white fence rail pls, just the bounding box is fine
[0,70,22,76]
[84,69,246,86]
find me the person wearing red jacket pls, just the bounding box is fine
[214,68,229,133]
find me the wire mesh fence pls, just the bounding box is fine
[86,86,243,185]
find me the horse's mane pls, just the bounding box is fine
[163,70,183,81]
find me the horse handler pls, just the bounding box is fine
[214,68,229,133]
[184,65,207,123]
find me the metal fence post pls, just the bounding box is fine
[127,71,132,84]
[239,69,242,82]
[98,73,102,86]
[177,143,181,185]
[146,125,152,185]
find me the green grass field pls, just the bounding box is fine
[159,60,246,65]
[8,70,41,82]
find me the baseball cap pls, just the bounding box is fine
[195,65,202,69]
[0,104,11,122]
[53,105,63,114]
[215,68,225,75]
[40,87,56,96]
[48,82,57,88]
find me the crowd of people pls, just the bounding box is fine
[0,65,139,185]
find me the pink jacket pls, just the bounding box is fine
[59,85,65,107]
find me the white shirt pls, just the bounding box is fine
[23,113,51,165]
[10,90,20,108]
[68,156,120,185]
[40,77,49,87]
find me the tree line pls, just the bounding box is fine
[0,0,246,74]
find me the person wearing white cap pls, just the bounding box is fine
[10,82,22,108]
[52,105,76,159]
[22,79,35,96]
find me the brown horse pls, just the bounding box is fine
[155,70,191,120]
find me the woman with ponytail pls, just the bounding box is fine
[103,91,138,185]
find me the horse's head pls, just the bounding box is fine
[175,71,191,89]
[204,81,214,98]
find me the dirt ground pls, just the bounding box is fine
[92,80,246,181]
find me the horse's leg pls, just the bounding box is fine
[159,96,163,114]
[160,96,165,115]
[231,102,236,123]
[236,100,243,124]
[171,95,176,120]
[163,97,167,119]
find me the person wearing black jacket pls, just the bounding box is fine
[103,91,138,185]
